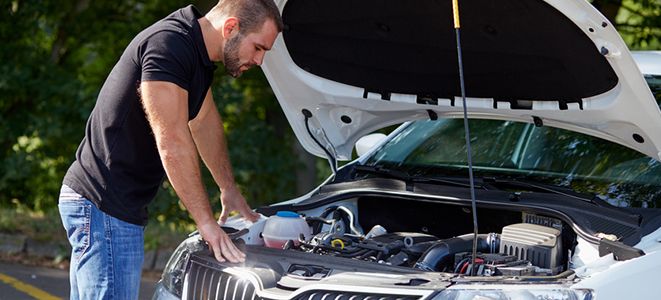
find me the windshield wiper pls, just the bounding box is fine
[482,177,596,203]
[352,164,476,189]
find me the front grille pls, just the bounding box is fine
[293,291,420,300]
[183,259,257,300]
[182,256,426,300]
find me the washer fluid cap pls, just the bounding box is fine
[276,211,300,218]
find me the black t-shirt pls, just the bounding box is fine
[63,5,216,225]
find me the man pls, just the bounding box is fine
[58,0,283,298]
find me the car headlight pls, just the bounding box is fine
[432,286,593,300]
[161,235,206,297]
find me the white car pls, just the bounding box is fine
[154,0,661,299]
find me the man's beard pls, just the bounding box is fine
[223,33,244,78]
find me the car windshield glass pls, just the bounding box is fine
[647,74,661,106]
[364,77,661,209]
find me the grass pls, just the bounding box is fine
[0,208,66,242]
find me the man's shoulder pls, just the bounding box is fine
[128,24,196,65]
[142,29,194,49]
[144,5,200,41]
[136,19,194,48]
[128,6,198,52]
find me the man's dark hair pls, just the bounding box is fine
[213,0,284,34]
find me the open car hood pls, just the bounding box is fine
[262,0,661,161]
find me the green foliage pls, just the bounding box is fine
[214,69,300,206]
[1,1,91,210]
[616,0,661,49]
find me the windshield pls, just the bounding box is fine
[365,76,661,208]
[364,77,661,209]
[364,119,661,208]
[647,75,661,104]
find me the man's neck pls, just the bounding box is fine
[198,16,224,63]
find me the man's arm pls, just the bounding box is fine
[189,89,259,223]
[140,81,245,263]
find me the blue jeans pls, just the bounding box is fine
[58,185,144,300]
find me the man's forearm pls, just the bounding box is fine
[189,91,258,223]
[158,130,216,225]
[190,93,237,192]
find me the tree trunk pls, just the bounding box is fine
[50,0,90,65]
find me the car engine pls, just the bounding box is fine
[245,204,567,277]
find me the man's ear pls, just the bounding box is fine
[222,17,240,38]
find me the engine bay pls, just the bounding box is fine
[234,196,578,278]
[295,224,563,276]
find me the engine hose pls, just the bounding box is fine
[337,248,370,258]
[335,206,362,236]
[453,257,471,273]
[359,250,378,260]
[313,206,361,236]
[414,233,499,272]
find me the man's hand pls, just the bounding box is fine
[197,221,245,263]
[219,186,260,224]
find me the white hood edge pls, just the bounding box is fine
[262,0,661,161]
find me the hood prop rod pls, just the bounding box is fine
[302,109,338,177]
[452,0,480,276]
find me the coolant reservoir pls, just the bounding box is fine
[223,213,268,246]
[262,211,312,249]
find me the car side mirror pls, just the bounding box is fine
[355,133,387,157]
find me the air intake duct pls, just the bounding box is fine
[414,233,500,272]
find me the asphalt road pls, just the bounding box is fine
[0,262,159,300]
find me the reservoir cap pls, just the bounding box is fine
[276,211,300,218]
